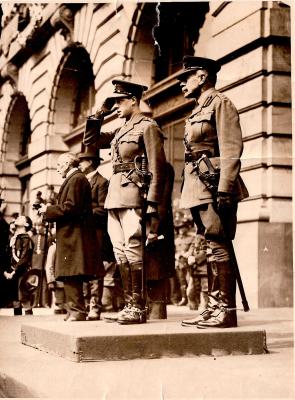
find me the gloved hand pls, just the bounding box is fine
[217,192,233,210]
[95,97,116,117]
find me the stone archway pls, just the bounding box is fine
[49,43,95,153]
[1,92,31,216]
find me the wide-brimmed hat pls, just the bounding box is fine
[19,269,42,295]
[176,55,221,81]
[77,151,103,162]
[107,79,148,100]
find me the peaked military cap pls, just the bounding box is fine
[176,55,221,80]
[108,79,148,99]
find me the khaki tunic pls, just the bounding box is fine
[180,87,249,209]
[84,112,166,209]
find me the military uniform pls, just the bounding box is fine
[180,86,248,213]
[83,80,166,324]
[177,56,249,328]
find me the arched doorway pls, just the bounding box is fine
[1,92,32,217]
[50,43,95,153]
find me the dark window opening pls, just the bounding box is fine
[64,47,95,129]
[19,112,31,157]
[153,2,209,82]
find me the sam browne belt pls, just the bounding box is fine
[113,162,135,173]
[185,150,213,164]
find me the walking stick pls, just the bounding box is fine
[37,221,50,307]
[135,155,152,322]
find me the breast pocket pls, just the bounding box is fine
[119,132,143,160]
[189,111,215,141]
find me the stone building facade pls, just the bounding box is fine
[0,2,292,308]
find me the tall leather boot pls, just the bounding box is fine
[147,279,167,320]
[181,261,219,326]
[117,262,133,317]
[118,262,146,324]
[87,279,104,321]
[197,260,237,328]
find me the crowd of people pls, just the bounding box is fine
[0,192,206,319]
[0,55,248,329]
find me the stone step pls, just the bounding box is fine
[21,317,267,362]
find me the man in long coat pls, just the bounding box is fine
[78,150,116,320]
[83,79,166,324]
[38,152,97,321]
[177,56,249,328]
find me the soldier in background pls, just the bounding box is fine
[174,218,194,307]
[186,234,208,312]
[177,56,249,328]
[83,80,166,324]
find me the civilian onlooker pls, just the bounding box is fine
[3,215,34,315]
[78,150,112,321]
[0,211,10,307]
[37,152,97,321]
[31,221,51,308]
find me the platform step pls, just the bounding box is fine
[21,319,267,362]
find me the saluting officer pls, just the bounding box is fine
[83,80,166,324]
[177,56,249,328]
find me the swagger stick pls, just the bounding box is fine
[37,221,50,307]
[135,155,152,322]
[194,154,250,312]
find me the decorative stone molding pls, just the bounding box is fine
[50,5,75,42]
[0,62,18,85]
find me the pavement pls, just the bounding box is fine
[0,305,294,399]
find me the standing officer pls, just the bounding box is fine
[38,152,97,321]
[78,150,115,321]
[83,80,166,324]
[177,56,249,328]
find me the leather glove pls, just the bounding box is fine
[217,192,233,210]
[95,97,116,117]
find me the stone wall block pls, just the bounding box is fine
[267,106,291,134]
[212,1,264,37]
[242,137,265,170]
[266,7,290,37]
[268,44,291,72]
[267,136,292,167]
[266,167,291,198]
[28,136,47,160]
[267,74,291,104]
[217,47,264,89]
[239,107,265,139]
[223,76,264,111]
[241,167,266,198]
[258,221,292,307]
[207,10,262,60]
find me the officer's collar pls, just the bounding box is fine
[197,87,216,108]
